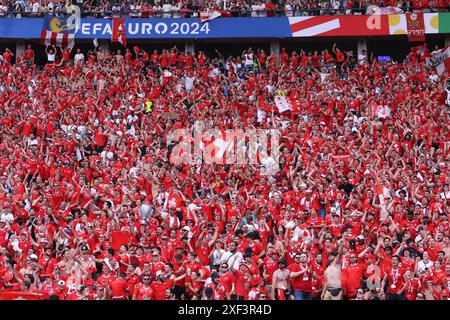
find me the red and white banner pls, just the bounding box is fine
[112,18,127,47]
[426,46,450,76]
[40,30,74,49]
[406,12,425,42]
[274,96,301,113]
[289,15,390,37]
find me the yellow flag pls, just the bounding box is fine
[145,100,152,113]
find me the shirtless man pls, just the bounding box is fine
[271,258,291,300]
[321,240,344,300]
[74,245,97,281]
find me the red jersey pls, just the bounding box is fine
[133,284,154,300]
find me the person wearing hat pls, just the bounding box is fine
[271,258,290,300]
[204,272,226,300]
[248,275,268,300]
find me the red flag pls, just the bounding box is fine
[406,12,425,42]
[112,18,127,47]
[110,231,135,251]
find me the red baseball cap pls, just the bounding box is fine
[85,279,95,286]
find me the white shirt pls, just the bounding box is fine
[32,2,40,13]
[0,212,14,224]
[220,250,243,271]
[417,259,433,274]
[244,53,253,66]
[251,4,258,17]
[185,76,195,91]
[429,74,438,83]
[47,52,56,62]
[74,53,85,64]
[162,3,172,13]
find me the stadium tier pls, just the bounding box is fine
[0,8,449,302]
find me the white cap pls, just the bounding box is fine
[29,254,38,261]
[156,270,163,277]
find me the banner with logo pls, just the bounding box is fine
[40,14,75,49]
[406,12,425,42]
[0,13,448,39]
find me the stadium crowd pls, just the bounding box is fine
[0,41,449,300]
[0,0,449,18]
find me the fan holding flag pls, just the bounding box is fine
[40,14,76,50]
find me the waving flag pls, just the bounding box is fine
[426,46,450,76]
[406,12,425,42]
[40,14,75,49]
[200,10,222,23]
[199,9,231,23]
[112,18,127,47]
[274,96,292,113]
[274,96,300,113]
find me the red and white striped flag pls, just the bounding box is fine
[40,30,74,50]
[40,14,76,49]
[200,10,222,23]
[289,16,341,37]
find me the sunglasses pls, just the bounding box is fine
[153,255,159,257]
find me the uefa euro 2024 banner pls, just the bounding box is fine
[0,13,448,39]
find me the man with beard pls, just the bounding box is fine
[289,252,317,300]
[271,258,291,300]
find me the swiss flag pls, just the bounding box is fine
[112,18,127,47]
[166,191,183,209]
